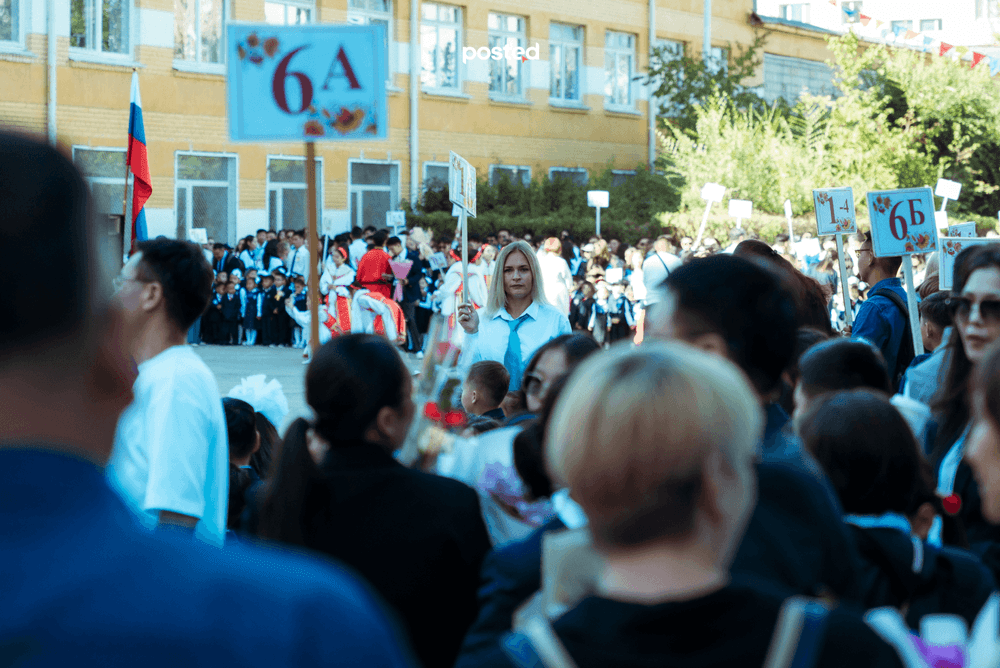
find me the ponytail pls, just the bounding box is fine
[256,417,320,544]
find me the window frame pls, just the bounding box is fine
[347,0,394,86]
[919,18,942,31]
[422,161,449,193]
[420,2,463,93]
[890,19,914,33]
[842,1,863,24]
[778,3,810,23]
[548,166,588,186]
[69,0,135,60]
[488,164,531,186]
[347,158,402,231]
[604,30,636,111]
[174,150,239,245]
[71,145,133,234]
[0,0,27,51]
[265,155,324,232]
[264,0,314,25]
[487,11,527,101]
[173,0,228,72]
[611,169,636,187]
[549,22,584,104]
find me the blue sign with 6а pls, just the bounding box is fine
[865,187,937,257]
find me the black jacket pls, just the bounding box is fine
[851,525,995,628]
[215,252,245,276]
[252,443,490,668]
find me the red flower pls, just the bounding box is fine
[249,53,263,65]
[304,120,324,136]
[263,37,279,57]
[424,402,442,421]
[237,45,246,60]
[246,33,259,48]
[443,410,466,427]
[905,242,915,253]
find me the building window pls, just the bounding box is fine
[611,170,635,187]
[347,0,392,81]
[420,2,461,91]
[1,0,20,44]
[175,153,237,245]
[841,1,862,23]
[488,12,526,98]
[265,0,312,24]
[604,31,635,108]
[550,22,583,102]
[71,0,130,54]
[489,165,530,186]
[976,0,1000,18]
[349,161,399,230]
[761,53,835,105]
[548,167,587,186]
[422,161,449,191]
[267,157,323,232]
[706,46,728,75]
[890,20,913,32]
[778,3,809,23]
[73,147,132,231]
[651,39,684,117]
[175,0,224,64]
[920,18,942,31]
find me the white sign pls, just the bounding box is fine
[866,188,937,257]
[784,199,793,218]
[935,178,962,202]
[728,199,753,220]
[812,187,857,236]
[189,228,208,244]
[427,252,447,271]
[448,151,476,217]
[227,24,388,142]
[939,238,1000,290]
[605,267,624,284]
[948,222,977,238]
[701,183,726,203]
[386,210,406,232]
[587,190,609,208]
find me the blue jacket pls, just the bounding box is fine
[1,448,416,668]
[853,278,909,379]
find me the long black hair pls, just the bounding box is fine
[931,245,1000,463]
[261,239,281,271]
[223,397,257,530]
[256,334,408,544]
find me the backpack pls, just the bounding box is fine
[871,287,916,391]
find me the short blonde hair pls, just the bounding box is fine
[485,240,548,316]
[546,341,763,550]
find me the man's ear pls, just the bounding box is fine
[688,331,729,360]
[469,389,478,406]
[140,281,163,314]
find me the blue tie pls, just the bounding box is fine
[504,314,530,391]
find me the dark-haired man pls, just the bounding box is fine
[0,132,415,666]
[357,228,394,299]
[107,238,230,545]
[286,229,309,279]
[853,231,912,388]
[902,290,955,405]
[212,242,244,277]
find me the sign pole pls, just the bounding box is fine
[902,257,924,356]
[305,141,320,355]
[693,201,713,249]
[461,207,469,305]
[596,206,602,237]
[835,234,853,329]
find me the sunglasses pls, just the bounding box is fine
[948,296,1000,324]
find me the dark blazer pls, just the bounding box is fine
[401,249,425,303]
[255,443,491,668]
[220,294,241,322]
[216,251,245,276]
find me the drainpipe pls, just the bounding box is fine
[47,0,56,145]
[648,0,655,170]
[409,0,419,207]
[703,0,712,60]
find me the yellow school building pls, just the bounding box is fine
[0,0,837,243]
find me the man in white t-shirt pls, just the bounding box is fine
[107,238,229,546]
[641,235,682,306]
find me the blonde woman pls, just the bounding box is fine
[538,238,573,316]
[457,241,571,391]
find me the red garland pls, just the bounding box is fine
[424,402,442,422]
[942,493,962,516]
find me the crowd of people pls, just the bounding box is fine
[11,130,1000,667]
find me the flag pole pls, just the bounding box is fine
[121,68,136,264]
[305,140,320,355]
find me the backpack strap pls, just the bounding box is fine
[763,596,832,668]
[870,287,915,384]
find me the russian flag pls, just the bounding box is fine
[127,71,151,253]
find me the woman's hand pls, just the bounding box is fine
[457,302,479,334]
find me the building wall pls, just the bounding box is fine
[0,0,839,242]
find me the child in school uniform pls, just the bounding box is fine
[220,282,242,345]
[569,281,596,331]
[588,281,613,348]
[608,281,636,344]
[204,282,226,344]
[461,361,510,422]
[258,274,276,346]
[269,271,291,347]
[242,277,260,346]
[291,276,308,348]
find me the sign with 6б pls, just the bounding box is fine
[865,187,937,257]
[226,24,388,142]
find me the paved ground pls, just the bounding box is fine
[192,343,422,433]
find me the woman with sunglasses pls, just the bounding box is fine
[930,244,1000,553]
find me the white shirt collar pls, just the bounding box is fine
[494,300,540,322]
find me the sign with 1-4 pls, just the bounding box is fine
[865,188,937,257]
[449,151,476,217]
[226,23,388,142]
[939,238,1000,290]
[812,187,857,236]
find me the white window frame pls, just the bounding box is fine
[264,0,313,25]
[422,161,449,192]
[604,30,636,111]
[489,164,531,186]
[347,0,394,86]
[69,0,134,61]
[348,158,402,230]
[175,150,239,245]
[266,155,324,232]
[0,0,27,51]
[549,22,583,104]
[420,2,462,93]
[72,146,132,234]
[708,45,728,75]
[487,12,527,101]
[548,167,588,185]
[842,1,863,23]
[919,18,942,31]
[890,19,913,32]
[611,169,636,187]
[173,0,228,73]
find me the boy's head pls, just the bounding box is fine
[462,361,511,415]
[260,275,274,289]
[222,397,260,465]
[918,290,951,352]
[793,338,890,430]
[246,268,258,282]
[293,276,305,291]
[246,277,257,290]
[387,236,403,255]
[215,282,226,294]
[217,271,228,284]
[272,272,285,286]
[582,281,596,298]
[226,283,237,294]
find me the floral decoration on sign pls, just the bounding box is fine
[904,233,932,253]
[237,33,280,66]
[834,218,853,232]
[302,104,377,137]
[873,195,892,215]
[943,239,965,257]
[816,192,832,206]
